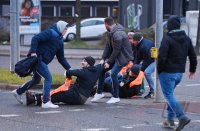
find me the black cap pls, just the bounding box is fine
[167,15,181,31]
[84,56,95,66]
[130,65,140,75]
[132,32,143,41]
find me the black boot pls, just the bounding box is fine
[35,94,42,106]
[26,91,36,106]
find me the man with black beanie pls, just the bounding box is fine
[26,56,103,106]
[158,15,197,131]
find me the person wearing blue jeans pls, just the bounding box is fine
[12,20,71,108]
[96,63,122,98]
[157,15,197,130]
[91,17,133,104]
[144,62,155,93]
[128,32,155,99]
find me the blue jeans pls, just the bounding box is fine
[97,63,122,98]
[158,73,185,120]
[144,62,155,92]
[17,60,52,103]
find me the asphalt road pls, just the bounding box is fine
[0,90,200,131]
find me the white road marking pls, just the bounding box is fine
[68,109,85,112]
[82,128,109,131]
[186,84,200,87]
[35,111,62,114]
[0,114,20,117]
[121,120,200,128]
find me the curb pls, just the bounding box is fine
[0,82,62,90]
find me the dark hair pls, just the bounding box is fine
[21,0,34,9]
[104,17,114,26]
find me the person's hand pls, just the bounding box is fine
[189,72,195,79]
[31,53,37,57]
[99,59,104,65]
[104,63,110,69]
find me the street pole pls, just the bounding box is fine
[196,1,200,55]
[154,0,163,102]
[76,0,81,41]
[10,0,20,72]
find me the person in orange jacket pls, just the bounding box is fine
[26,56,103,106]
[103,64,143,98]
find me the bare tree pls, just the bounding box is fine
[76,0,81,41]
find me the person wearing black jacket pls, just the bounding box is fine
[91,17,133,104]
[26,56,103,106]
[157,15,197,131]
[128,32,155,99]
[12,20,71,108]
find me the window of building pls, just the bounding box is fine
[96,6,108,17]
[2,5,10,16]
[81,6,91,17]
[42,6,55,16]
[113,6,119,17]
[60,6,73,17]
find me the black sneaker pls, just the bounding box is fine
[144,92,154,99]
[176,117,191,131]
[26,91,36,106]
[162,119,176,129]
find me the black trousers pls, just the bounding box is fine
[36,88,86,105]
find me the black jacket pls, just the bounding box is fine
[65,64,103,98]
[102,24,134,66]
[133,38,155,71]
[157,30,197,73]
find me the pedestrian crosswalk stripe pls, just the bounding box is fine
[82,128,109,131]
[0,114,19,117]
[35,111,62,114]
[69,109,85,112]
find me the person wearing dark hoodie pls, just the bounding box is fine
[91,17,134,104]
[157,15,197,131]
[12,20,71,108]
[26,56,103,106]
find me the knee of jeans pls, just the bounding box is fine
[32,77,41,84]
[45,75,52,83]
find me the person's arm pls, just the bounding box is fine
[56,44,71,70]
[65,69,85,79]
[187,38,197,74]
[107,33,122,65]
[28,29,52,55]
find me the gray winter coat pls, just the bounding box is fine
[102,24,133,66]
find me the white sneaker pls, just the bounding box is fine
[106,97,120,104]
[12,89,23,104]
[42,101,59,108]
[91,93,104,102]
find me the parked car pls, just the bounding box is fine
[63,18,107,41]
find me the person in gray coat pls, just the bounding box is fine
[91,17,134,104]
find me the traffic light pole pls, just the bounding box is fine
[154,0,164,102]
[10,0,20,72]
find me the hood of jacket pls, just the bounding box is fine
[110,23,124,35]
[50,24,62,36]
[167,15,181,31]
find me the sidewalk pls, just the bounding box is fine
[0,44,103,59]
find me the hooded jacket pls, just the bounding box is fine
[102,24,134,66]
[28,24,71,70]
[157,16,197,73]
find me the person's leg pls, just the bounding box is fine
[110,63,123,98]
[144,62,155,99]
[17,72,41,95]
[51,89,83,105]
[158,73,185,120]
[12,70,41,104]
[36,61,52,103]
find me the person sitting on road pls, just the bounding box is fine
[92,64,143,98]
[26,56,103,106]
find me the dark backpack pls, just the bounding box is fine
[14,56,39,77]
